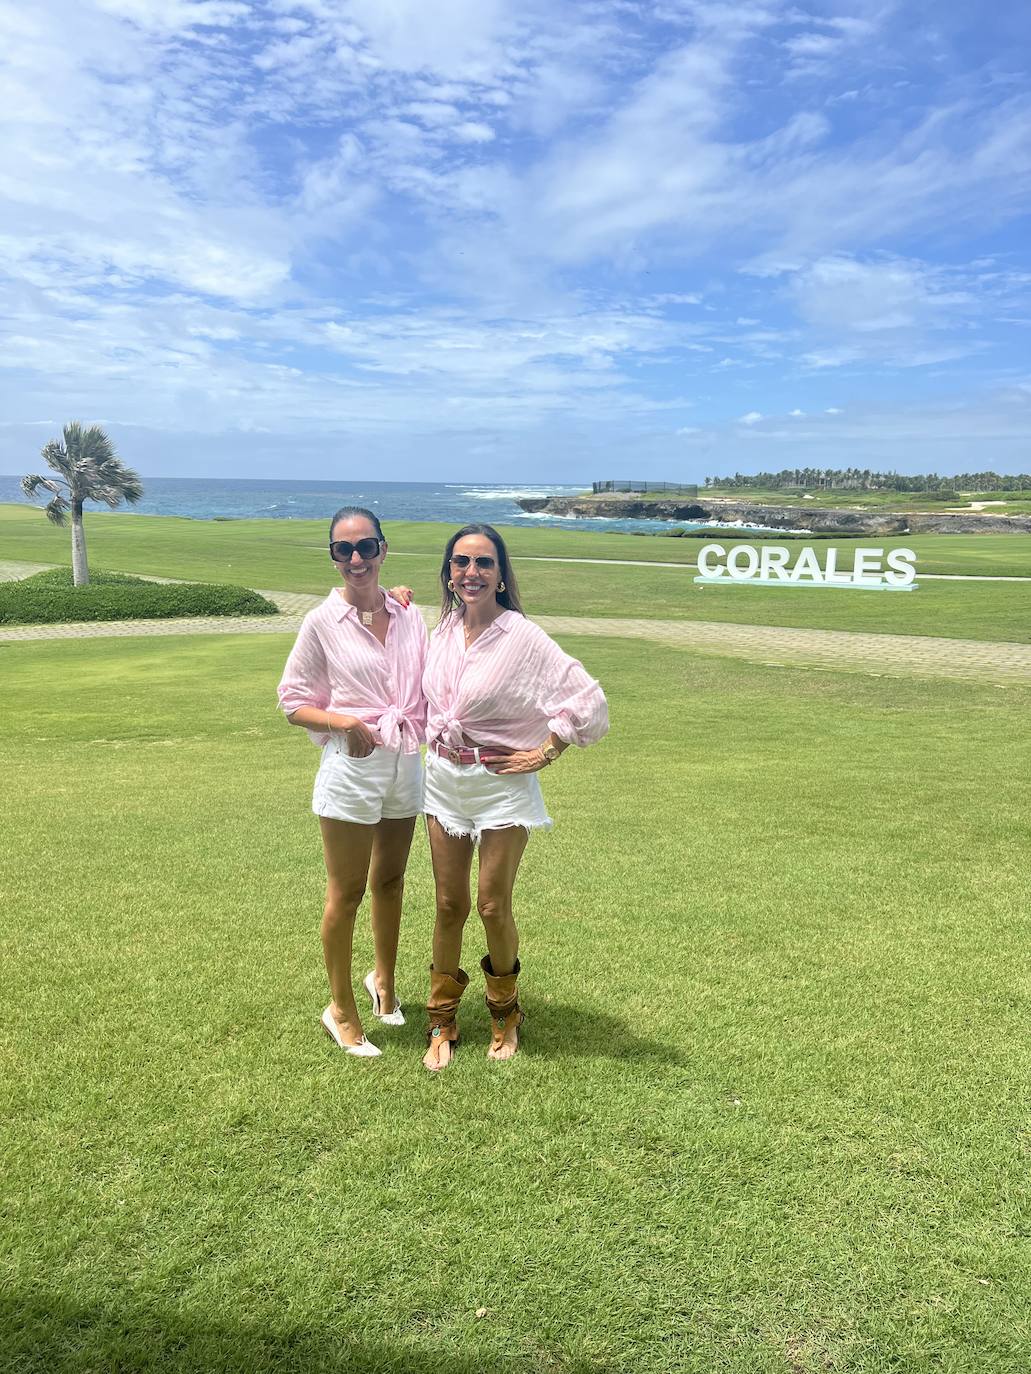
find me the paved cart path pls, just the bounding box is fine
[1,561,1029,683]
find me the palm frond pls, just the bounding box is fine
[95,475,142,507]
[61,422,85,460]
[83,454,143,506]
[40,441,74,482]
[21,473,69,524]
[44,495,69,526]
[31,422,143,512]
[78,424,116,466]
[21,473,66,500]
[113,467,143,504]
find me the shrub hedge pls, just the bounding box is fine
[0,568,279,625]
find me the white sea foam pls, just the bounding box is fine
[702,519,813,534]
[458,486,578,501]
[513,511,627,522]
[515,513,813,533]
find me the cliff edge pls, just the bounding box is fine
[516,495,1031,535]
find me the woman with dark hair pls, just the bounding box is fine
[420,523,608,1071]
[278,506,426,1058]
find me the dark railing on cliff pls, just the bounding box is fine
[592,480,699,496]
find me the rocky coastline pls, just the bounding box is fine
[516,495,1031,536]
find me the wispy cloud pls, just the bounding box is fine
[0,0,1029,478]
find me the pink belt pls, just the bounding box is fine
[430,738,488,765]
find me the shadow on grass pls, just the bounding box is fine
[2,1291,595,1374]
[526,1002,688,1066]
[388,1000,687,1066]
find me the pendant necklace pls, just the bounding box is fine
[361,593,385,627]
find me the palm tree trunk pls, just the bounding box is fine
[71,500,90,586]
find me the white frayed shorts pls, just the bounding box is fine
[313,741,424,825]
[424,750,553,843]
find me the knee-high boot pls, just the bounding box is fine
[425,965,469,1069]
[480,955,523,1057]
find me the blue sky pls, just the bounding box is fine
[1,0,1029,483]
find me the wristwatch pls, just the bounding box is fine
[540,741,561,764]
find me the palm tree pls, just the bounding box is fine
[21,423,143,586]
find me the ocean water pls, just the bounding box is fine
[0,476,715,535]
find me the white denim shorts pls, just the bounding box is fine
[312,741,424,825]
[424,749,553,843]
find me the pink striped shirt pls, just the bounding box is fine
[424,610,608,752]
[278,590,428,753]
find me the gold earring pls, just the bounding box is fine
[497,580,506,592]
[447,579,455,591]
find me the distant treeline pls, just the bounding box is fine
[704,469,1031,493]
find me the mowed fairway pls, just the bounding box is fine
[2,504,1030,642]
[2,630,1030,1373]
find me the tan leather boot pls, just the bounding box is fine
[424,965,469,1072]
[480,955,523,1059]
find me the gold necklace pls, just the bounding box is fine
[340,589,384,627]
[361,593,385,627]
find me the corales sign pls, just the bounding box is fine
[694,544,919,591]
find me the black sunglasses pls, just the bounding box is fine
[329,537,382,562]
[450,554,497,570]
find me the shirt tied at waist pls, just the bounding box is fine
[440,719,466,751]
[377,705,416,752]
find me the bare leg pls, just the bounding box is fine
[477,826,530,1060]
[367,815,418,1013]
[319,816,376,1046]
[423,815,475,1070]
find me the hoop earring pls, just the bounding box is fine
[447,579,455,591]
[497,580,506,593]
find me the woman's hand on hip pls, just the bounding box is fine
[486,747,548,774]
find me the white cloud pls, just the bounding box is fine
[1,0,1029,478]
[651,293,703,305]
[453,121,496,143]
[95,0,249,32]
[790,255,973,334]
[783,253,992,370]
[323,0,511,79]
[785,33,841,57]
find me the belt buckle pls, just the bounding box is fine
[447,747,461,764]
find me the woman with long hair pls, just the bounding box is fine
[278,507,426,1057]
[420,522,608,1071]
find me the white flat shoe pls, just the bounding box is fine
[364,970,405,1026]
[321,1006,382,1057]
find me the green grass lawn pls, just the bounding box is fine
[4,502,1031,575]
[2,633,1030,1372]
[678,488,1031,514]
[2,504,1029,642]
[516,564,1031,642]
